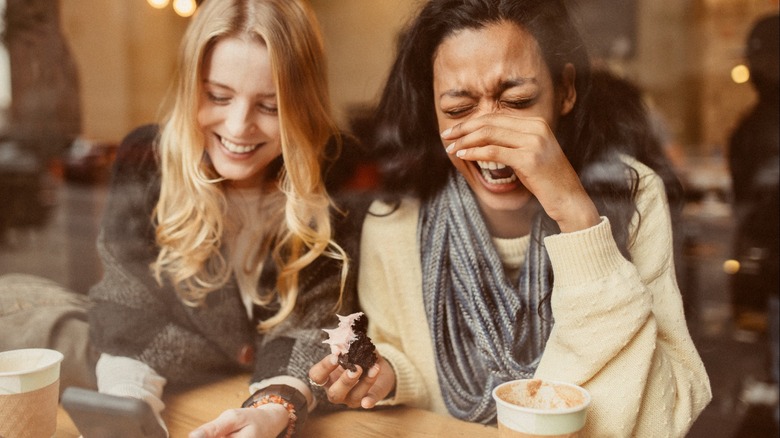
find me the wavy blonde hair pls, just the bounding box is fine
[152,0,346,331]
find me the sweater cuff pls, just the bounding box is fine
[95,353,168,435]
[249,375,316,413]
[543,217,626,287]
[374,344,428,408]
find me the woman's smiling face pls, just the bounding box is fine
[432,20,565,213]
[197,36,282,189]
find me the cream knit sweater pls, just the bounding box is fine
[358,157,711,437]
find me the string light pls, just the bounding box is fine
[147,0,197,18]
[723,259,740,274]
[173,0,197,17]
[147,0,169,9]
[731,64,750,84]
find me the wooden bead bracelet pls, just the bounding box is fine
[242,384,308,438]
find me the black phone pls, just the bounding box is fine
[61,387,167,438]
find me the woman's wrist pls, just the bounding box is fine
[242,384,308,438]
[555,198,600,233]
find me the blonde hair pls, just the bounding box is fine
[152,0,346,331]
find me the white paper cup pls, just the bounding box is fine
[0,348,64,438]
[492,379,591,437]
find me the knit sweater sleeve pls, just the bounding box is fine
[250,193,372,410]
[88,125,244,385]
[250,255,357,411]
[358,199,432,410]
[534,158,711,437]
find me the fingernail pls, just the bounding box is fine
[347,369,359,379]
[441,127,452,137]
[456,149,465,157]
[445,143,455,153]
[368,364,379,378]
[190,430,205,438]
[329,354,338,366]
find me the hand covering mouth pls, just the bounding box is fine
[220,136,260,154]
[476,160,517,184]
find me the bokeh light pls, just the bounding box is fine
[731,64,750,84]
[147,0,170,9]
[173,0,197,17]
[723,259,740,275]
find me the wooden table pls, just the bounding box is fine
[55,374,497,437]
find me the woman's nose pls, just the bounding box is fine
[475,101,502,118]
[225,103,256,137]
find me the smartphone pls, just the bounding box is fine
[61,387,167,438]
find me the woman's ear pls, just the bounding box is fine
[559,63,577,116]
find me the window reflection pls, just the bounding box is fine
[0,0,10,128]
[0,1,777,436]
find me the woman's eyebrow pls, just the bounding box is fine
[202,79,276,99]
[498,77,537,91]
[439,77,539,99]
[439,89,475,99]
[203,79,233,91]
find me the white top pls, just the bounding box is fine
[358,156,712,436]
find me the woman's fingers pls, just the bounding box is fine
[439,112,599,230]
[189,408,243,438]
[324,362,388,409]
[308,354,339,387]
[309,353,364,406]
[190,405,289,438]
[361,360,395,408]
[326,365,364,407]
[443,114,563,181]
[347,363,380,408]
[310,355,397,410]
[442,114,549,153]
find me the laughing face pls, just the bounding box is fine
[432,21,563,214]
[197,36,281,189]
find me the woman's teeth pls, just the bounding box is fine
[477,161,517,184]
[220,137,259,154]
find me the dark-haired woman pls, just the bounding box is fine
[308,0,711,435]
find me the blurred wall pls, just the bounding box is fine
[3,0,81,160]
[692,0,778,155]
[308,0,419,124]
[59,0,187,143]
[618,0,777,157]
[56,0,778,157]
[57,0,415,143]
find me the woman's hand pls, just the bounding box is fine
[441,113,600,233]
[308,353,395,409]
[188,403,288,438]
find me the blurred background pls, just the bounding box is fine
[0,1,777,436]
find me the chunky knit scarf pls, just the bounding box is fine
[419,173,555,423]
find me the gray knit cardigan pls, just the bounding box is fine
[87,125,369,406]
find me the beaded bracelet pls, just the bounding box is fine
[242,384,308,438]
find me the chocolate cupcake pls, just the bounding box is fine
[322,312,377,372]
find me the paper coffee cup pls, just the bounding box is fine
[492,378,591,437]
[0,348,64,438]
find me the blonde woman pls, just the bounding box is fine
[0,0,366,437]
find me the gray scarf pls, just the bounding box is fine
[419,172,555,423]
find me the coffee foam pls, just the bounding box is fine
[496,379,585,410]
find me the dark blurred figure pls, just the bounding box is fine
[4,0,82,160]
[1,0,82,243]
[727,14,779,329]
[727,13,779,434]
[0,136,56,244]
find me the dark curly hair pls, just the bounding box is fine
[368,0,682,258]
